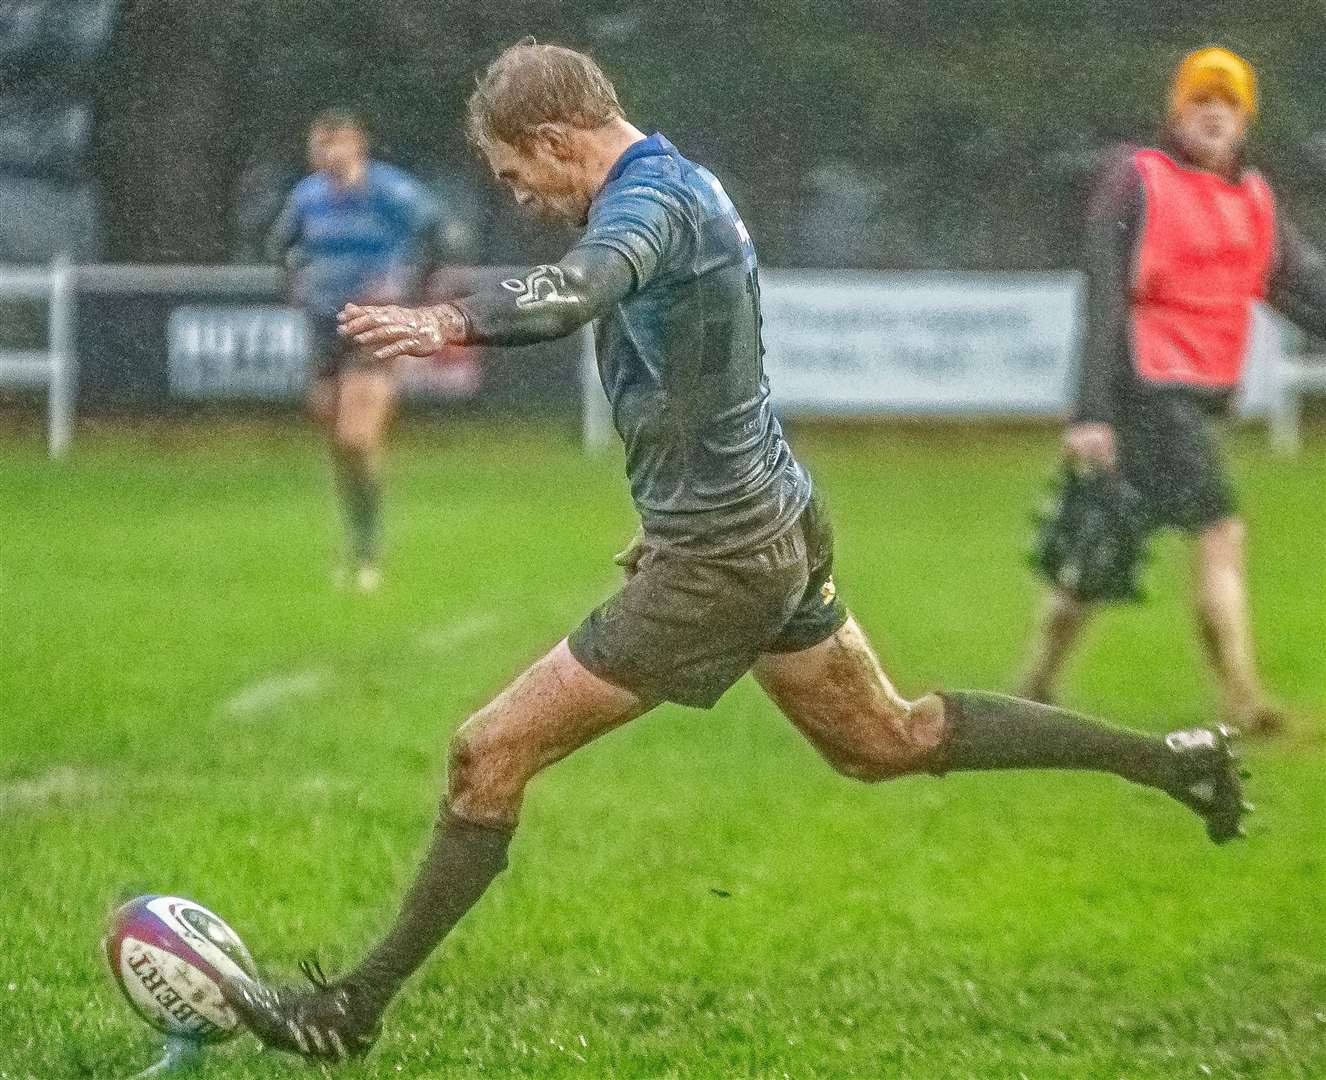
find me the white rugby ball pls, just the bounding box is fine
[104,895,257,1043]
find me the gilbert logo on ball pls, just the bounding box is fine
[104,895,257,1043]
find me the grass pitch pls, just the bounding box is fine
[1,420,1323,1079]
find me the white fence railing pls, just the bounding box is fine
[1268,353,1326,454]
[0,258,76,456]
[0,261,283,458]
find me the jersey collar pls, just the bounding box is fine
[1158,133,1246,184]
[604,132,679,184]
[319,159,376,194]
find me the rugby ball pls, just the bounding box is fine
[104,895,257,1043]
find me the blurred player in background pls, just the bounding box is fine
[267,109,440,592]
[1021,48,1326,733]
[227,43,1249,1062]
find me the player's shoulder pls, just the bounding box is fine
[1129,143,1273,200]
[1129,143,1205,183]
[596,155,697,227]
[368,160,426,198]
[1237,162,1274,195]
[291,171,330,205]
[1098,141,1148,181]
[1084,142,1145,212]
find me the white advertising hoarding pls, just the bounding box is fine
[159,276,1290,416]
[759,271,1288,417]
[167,305,305,400]
[166,305,479,401]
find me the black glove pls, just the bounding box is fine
[1031,464,1150,603]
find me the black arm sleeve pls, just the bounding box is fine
[450,243,638,347]
[1073,152,1144,425]
[1267,215,1326,340]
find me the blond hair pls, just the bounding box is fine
[466,40,624,153]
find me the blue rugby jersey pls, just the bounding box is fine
[267,161,439,317]
[574,133,812,554]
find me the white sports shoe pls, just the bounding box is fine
[332,564,382,593]
[354,565,382,594]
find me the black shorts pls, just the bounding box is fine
[307,314,362,380]
[568,495,849,709]
[1118,389,1236,532]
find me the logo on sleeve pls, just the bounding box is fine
[501,265,576,309]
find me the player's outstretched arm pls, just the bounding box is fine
[339,244,636,360]
[1268,216,1326,342]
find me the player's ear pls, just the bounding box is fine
[531,123,577,162]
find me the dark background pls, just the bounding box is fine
[5,1,1325,270]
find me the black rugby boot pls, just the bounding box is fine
[1163,725,1251,844]
[225,958,381,1062]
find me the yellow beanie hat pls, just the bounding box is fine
[1170,47,1257,117]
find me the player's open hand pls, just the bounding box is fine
[338,302,446,361]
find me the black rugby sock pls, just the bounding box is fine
[336,458,382,565]
[932,691,1178,789]
[345,810,513,1015]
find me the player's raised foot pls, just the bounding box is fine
[224,958,381,1062]
[1163,725,1250,844]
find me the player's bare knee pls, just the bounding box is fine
[333,425,376,457]
[446,723,489,800]
[447,725,495,799]
[1201,517,1245,560]
[1049,586,1089,620]
[447,719,531,806]
[906,694,947,752]
[847,695,947,782]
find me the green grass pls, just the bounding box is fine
[1,420,1323,1079]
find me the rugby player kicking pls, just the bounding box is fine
[1019,48,1326,734]
[226,43,1249,1062]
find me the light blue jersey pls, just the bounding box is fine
[267,160,438,317]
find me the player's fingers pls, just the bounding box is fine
[341,314,395,338]
[350,324,410,348]
[337,304,386,330]
[374,338,424,362]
